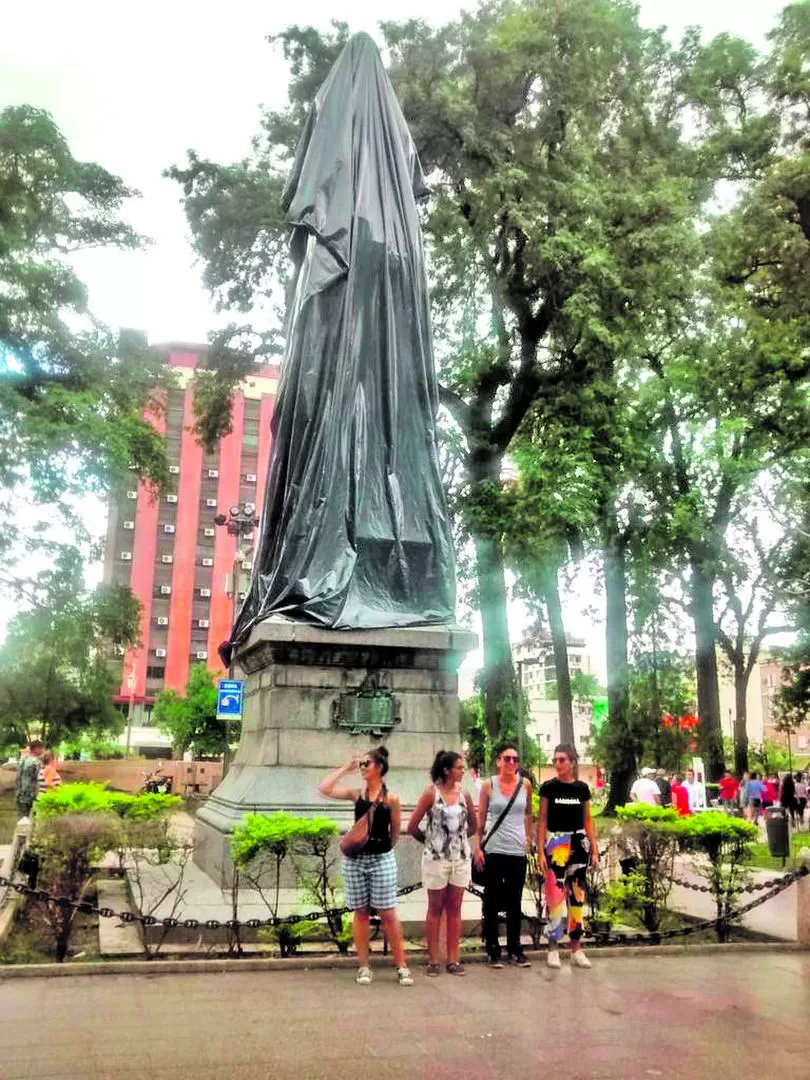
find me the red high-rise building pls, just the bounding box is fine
[103,344,278,744]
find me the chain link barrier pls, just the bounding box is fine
[0,865,805,944]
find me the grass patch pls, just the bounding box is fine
[748,830,810,871]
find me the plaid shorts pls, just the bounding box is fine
[342,850,398,911]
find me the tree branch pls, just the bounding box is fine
[438,384,472,434]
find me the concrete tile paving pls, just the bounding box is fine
[1,952,808,1080]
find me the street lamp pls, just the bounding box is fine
[214,502,260,772]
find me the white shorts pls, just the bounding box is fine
[421,855,471,891]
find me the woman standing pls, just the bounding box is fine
[474,741,533,968]
[779,772,798,828]
[794,773,808,828]
[317,746,413,986]
[537,744,599,969]
[407,750,477,975]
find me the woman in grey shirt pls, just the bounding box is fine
[473,741,533,967]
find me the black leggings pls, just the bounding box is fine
[482,853,527,960]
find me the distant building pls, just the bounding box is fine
[102,341,279,754]
[513,636,597,762]
[718,651,810,757]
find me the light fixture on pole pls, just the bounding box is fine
[214,502,260,773]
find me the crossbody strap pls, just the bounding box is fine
[481,777,525,852]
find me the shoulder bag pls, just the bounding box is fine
[471,777,525,886]
[340,788,386,859]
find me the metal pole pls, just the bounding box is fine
[126,672,135,755]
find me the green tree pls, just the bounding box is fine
[153,664,236,757]
[0,549,141,751]
[0,105,173,590]
[169,2,713,742]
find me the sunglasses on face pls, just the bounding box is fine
[359,760,372,768]
[501,755,520,762]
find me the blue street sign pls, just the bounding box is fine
[217,679,244,719]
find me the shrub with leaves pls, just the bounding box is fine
[678,811,759,941]
[616,804,683,931]
[32,812,120,961]
[231,812,344,953]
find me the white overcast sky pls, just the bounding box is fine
[0,1,792,679]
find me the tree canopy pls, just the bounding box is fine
[168,1,810,785]
[153,664,238,757]
[0,548,140,751]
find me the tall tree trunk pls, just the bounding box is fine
[602,500,634,813]
[733,658,749,778]
[690,555,725,782]
[539,561,575,746]
[470,449,516,739]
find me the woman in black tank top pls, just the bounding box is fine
[317,746,413,986]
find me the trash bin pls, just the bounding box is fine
[765,806,790,860]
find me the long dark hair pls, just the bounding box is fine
[367,745,389,777]
[431,750,462,783]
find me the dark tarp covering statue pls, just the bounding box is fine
[225,32,456,658]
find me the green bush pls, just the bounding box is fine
[32,813,121,961]
[616,804,684,931]
[37,783,179,822]
[678,811,759,941]
[229,812,344,954]
[36,782,115,818]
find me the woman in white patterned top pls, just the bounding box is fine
[408,750,477,976]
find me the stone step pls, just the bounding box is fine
[97,879,144,957]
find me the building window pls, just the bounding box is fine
[146,666,165,679]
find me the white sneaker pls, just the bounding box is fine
[571,950,591,969]
[356,967,372,985]
[397,966,414,986]
[546,948,561,969]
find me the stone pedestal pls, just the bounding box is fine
[194,618,477,887]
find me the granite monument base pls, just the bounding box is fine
[194,618,477,888]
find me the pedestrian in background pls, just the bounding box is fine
[474,741,533,969]
[762,774,779,811]
[746,772,764,823]
[41,750,62,790]
[718,770,739,810]
[779,772,798,828]
[654,769,672,807]
[15,740,45,821]
[317,747,413,987]
[670,775,691,816]
[794,773,807,828]
[537,743,599,970]
[408,750,476,976]
[629,767,661,806]
[683,768,707,812]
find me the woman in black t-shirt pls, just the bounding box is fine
[537,744,599,970]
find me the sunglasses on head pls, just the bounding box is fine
[501,754,520,762]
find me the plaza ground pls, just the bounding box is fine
[1,951,808,1079]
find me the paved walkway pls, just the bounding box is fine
[1,952,809,1079]
[669,856,800,940]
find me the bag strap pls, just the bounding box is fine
[481,776,525,852]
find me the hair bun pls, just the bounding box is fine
[375,745,389,759]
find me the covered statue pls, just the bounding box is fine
[226,32,456,654]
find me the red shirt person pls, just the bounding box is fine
[670,777,691,816]
[719,772,739,804]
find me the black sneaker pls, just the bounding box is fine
[485,954,504,969]
[507,952,532,968]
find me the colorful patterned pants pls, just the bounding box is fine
[544,831,589,944]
